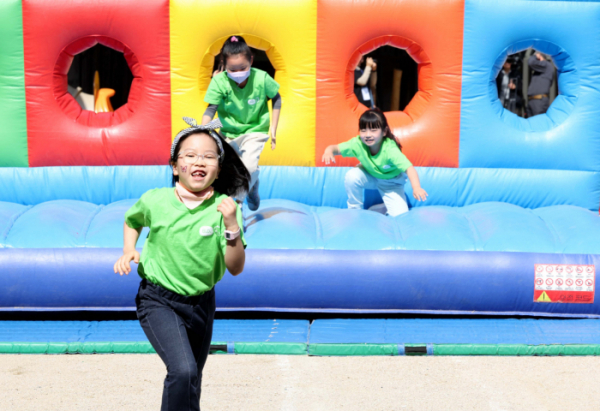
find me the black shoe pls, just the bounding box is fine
[247,180,260,211]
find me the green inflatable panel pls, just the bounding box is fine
[0,0,28,167]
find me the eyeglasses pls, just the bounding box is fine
[178,151,220,166]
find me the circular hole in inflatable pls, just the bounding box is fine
[212,47,276,79]
[54,36,141,127]
[491,41,577,130]
[347,36,433,128]
[67,44,134,112]
[353,46,418,112]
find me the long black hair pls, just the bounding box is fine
[358,108,402,151]
[217,35,253,68]
[170,130,250,197]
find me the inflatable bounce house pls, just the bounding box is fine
[1,0,599,318]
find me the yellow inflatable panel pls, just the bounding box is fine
[170,0,317,166]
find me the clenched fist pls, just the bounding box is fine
[217,197,239,231]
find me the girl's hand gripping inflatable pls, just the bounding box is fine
[406,166,428,201]
[412,186,428,201]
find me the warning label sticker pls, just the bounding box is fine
[534,264,595,304]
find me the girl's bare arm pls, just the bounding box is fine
[114,223,142,275]
[322,144,340,164]
[406,166,428,201]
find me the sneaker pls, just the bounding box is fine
[247,180,260,211]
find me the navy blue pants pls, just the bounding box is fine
[136,279,215,411]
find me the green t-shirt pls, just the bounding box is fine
[124,188,246,296]
[338,136,413,179]
[204,68,280,138]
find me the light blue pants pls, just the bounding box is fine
[344,166,409,217]
[226,132,269,200]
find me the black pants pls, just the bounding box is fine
[136,279,215,411]
[526,97,550,117]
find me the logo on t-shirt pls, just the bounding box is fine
[248,99,256,105]
[199,226,214,237]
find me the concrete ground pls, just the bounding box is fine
[1,354,599,411]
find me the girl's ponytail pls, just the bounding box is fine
[212,134,251,197]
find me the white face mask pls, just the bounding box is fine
[227,69,251,84]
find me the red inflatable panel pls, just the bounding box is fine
[22,0,170,166]
[316,0,464,168]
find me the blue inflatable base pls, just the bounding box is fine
[0,320,309,344]
[309,318,600,345]
[1,248,598,317]
[1,318,599,346]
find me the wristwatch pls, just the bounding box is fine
[224,227,241,241]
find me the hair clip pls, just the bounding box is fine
[230,36,238,42]
[171,117,225,164]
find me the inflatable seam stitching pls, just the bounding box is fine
[82,205,105,247]
[1,205,32,246]
[458,211,482,252]
[531,210,563,254]
[310,207,324,249]
[391,218,405,250]
[319,171,326,207]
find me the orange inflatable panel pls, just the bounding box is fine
[316,0,464,168]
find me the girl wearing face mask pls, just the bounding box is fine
[321,109,428,217]
[202,35,282,212]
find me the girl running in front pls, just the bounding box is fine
[114,117,250,411]
[202,35,282,211]
[321,108,428,216]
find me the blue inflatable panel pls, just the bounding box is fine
[0,321,146,342]
[211,320,309,343]
[0,320,309,344]
[0,166,598,315]
[0,166,598,212]
[3,199,599,253]
[5,200,99,248]
[0,166,172,205]
[0,248,598,317]
[2,319,598,346]
[460,0,600,171]
[309,318,600,345]
[457,169,600,212]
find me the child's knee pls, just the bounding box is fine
[344,167,366,188]
[386,207,408,218]
[169,363,198,385]
[382,192,409,217]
